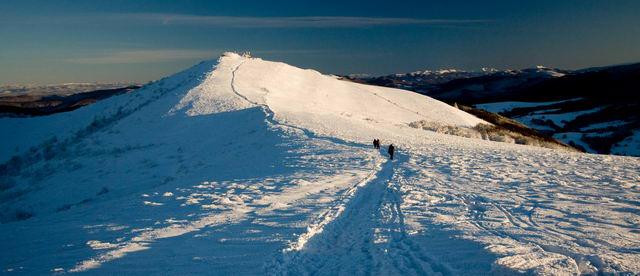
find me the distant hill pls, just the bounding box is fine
[350,63,640,156]
[0,84,140,117]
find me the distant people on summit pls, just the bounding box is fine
[388,144,395,160]
[373,138,380,149]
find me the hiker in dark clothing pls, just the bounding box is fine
[373,139,380,149]
[388,144,395,160]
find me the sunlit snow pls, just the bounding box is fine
[1,53,639,275]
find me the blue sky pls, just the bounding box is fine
[1,0,639,84]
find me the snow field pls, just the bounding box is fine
[398,145,640,274]
[1,53,639,275]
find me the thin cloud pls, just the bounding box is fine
[9,13,490,28]
[65,49,216,64]
[251,49,334,55]
[128,13,490,28]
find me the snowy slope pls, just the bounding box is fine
[1,53,639,275]
[172,53,484,142]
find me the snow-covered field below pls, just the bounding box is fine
[1,53,639,275]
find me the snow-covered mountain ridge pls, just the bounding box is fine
[1,53,639,274]
[171,53,484,140]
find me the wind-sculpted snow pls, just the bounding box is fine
[1,53,639,275]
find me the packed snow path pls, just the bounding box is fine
[268,154,464,275]
[232,59,452,274]
[1,53,639,275]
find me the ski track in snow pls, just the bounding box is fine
[1,53,639,275]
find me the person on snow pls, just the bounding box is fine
[388,144,395,160]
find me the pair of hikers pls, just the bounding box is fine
[372,138,395,160]
[372,138,381,149]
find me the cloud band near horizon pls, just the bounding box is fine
[8,13,491,28]
[137,14,491,28]
[65,49,217,64]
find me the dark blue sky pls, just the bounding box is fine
[1,0,639,84]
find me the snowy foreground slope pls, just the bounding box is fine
[1,53,639,275]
